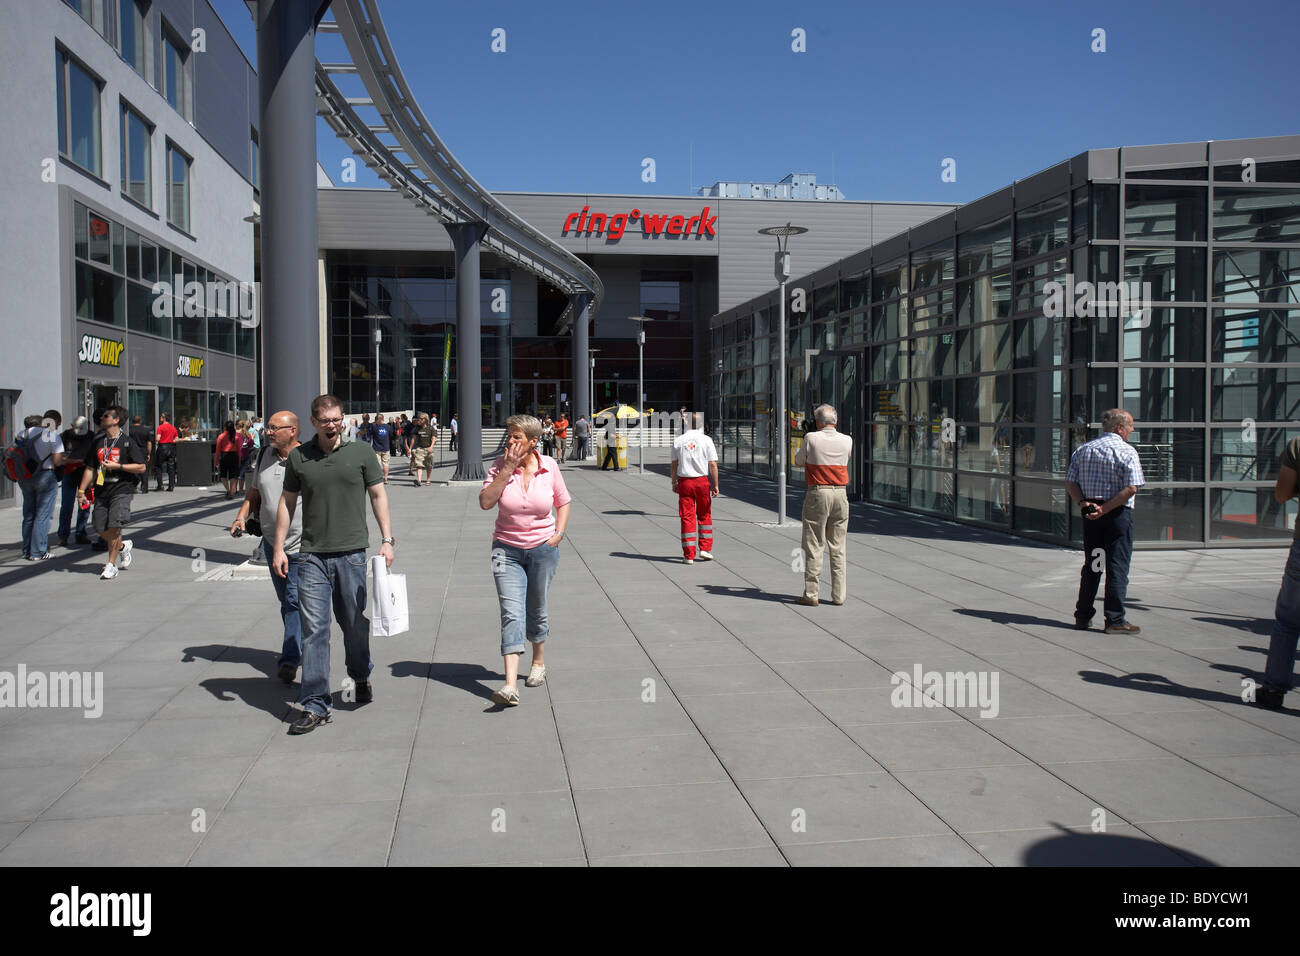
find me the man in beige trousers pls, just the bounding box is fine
[794,404,853,606]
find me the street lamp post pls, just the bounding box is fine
[373,327,383,414]
[405,348,421,414]
[628,315,653,476]
[588,348,600,460]
[758,224,808,526]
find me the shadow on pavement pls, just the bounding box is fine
[1079,669,1249,707]
[609,551,686,564]
[196,676,296,721]
[183,643,279,678]
[954,608,1077,630]
[1021,825,1216,866]
[1193,616,1271,635]
[393,660,500,704]
[698,584,795,603]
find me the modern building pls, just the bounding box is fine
[0,0,259,504]
[710,135,1300,549]
[316,181,955,424]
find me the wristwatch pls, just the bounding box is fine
[381,536,396,546]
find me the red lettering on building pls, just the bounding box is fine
[560,206,717,240]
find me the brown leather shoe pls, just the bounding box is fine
[1104,623,1141,634]
[795,595,819,607]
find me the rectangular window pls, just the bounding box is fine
[120,102,152,207]
[56,50,101,177]
[1014,195,1069,260]
[117,0,150,77]
[64,0,107,37]
[166,141,191,233]
[1213,187,1300,244]
[958,216,1012,276]
[1124,184,1207,243]
[162,25,190,120]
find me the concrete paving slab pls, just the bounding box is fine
[1043,757,1288,824]
[41,755,253,820]
[965,825,1196,866]
[782,834,990,866]
[191,802,397,867]
[573,781,772,858]
[391,791,583,866]
[1138,816,1300,866]
[894,764,1125,833]
[589,846,787,866]
[229,747,411,809]
[0,811,205,866]
[406,738,570,796]
[738,773,950,844]
[0,718,139,768]
[844,719,1033,772]
[707,726,884,779]
[563,733,729,790]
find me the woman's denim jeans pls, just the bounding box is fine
[491,539,560,656]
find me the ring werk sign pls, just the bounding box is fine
[177,355,204,378]
[78,334,124,368]
[561,206,718,240]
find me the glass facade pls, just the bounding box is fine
[711,148,1300,547]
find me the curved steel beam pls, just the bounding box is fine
[315,0,601,332]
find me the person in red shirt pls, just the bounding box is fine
[553,414,569,466]
[215,421,242,499]
[154,413,178,491]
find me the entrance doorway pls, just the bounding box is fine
[513,380,567,419]
[805,349,863,497]
[82,380,120,426]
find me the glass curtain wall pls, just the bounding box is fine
[710,153,1300,547]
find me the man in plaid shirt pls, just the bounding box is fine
[1066,408,1145,633]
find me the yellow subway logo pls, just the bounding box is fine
[176,355,204,378]
[78,335,124,367]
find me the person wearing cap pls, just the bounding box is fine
[58,415,94,546]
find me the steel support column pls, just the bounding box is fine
[570,293,592,424]
[257,0,321,420]
[448,222,488,480]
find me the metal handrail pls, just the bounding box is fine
[316,0,603,330]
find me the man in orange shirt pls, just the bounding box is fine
[794,404,853,607]
[553,413,569,465]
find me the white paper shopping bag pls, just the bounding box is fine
[369,554,409,637]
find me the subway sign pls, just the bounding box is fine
[78,334,124,368]
[561,206,717,240]
[176,354,204,378]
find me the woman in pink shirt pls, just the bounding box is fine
[479,415,571,707]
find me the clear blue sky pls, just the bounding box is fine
[213,0,1299,204]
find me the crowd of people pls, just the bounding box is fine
[12,397,1299,733]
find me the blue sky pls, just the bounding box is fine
[213,0,1299,204]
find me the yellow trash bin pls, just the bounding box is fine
[616,433,628,469]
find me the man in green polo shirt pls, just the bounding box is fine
[273,394,396,735]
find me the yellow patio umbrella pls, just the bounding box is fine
[593,404,643,422]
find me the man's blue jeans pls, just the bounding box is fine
[1265,539,1300,691]
[270,552,303,669]
[491,539,560,656]
[20,470,60,558]
[1075,506,1134,626]
[297,550,372,716]
[57,472,89,540]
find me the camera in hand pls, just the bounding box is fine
[1081,502,1101,517]
[244,515,263,537]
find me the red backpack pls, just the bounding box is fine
[4,428,48,482]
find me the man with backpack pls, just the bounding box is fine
[76,406,147,579]
[10,411,66,561]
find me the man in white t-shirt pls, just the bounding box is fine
[670,413,719,564]
[19,411,67,561]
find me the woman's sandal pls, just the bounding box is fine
[525,664,547,687]
[491,685,520,706]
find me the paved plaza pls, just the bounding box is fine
[1,448,1298,867]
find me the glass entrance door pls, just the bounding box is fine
[806,350,863,497]
[512,380,566,418]
[90,382,120,426]
[129,387,158,428]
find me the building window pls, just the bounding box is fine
[162,24,190,120]
[166,141,191,233]
[63,0,108,37]
[56,49,102,177]
[120,102,152,208]
[116,0,151,78]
